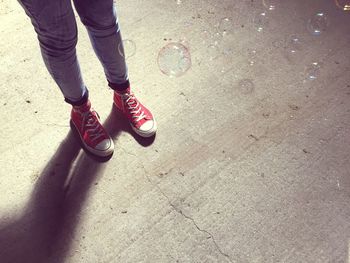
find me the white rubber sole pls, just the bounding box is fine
[70,120,114,157]
[113,102,157,138]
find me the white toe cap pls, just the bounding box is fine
[95,139,113,152]
[139,120,155,132]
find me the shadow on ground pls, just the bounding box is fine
[0,106,154,263]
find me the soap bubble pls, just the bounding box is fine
[307,12,330,36]
[305,62,321,81]
[183,19,194,28]
[200,29,212,44]
[334,0,350,11]
[262,0,279,11]
[218,36,234,57]
[211,31,223,45]
[272,39,284,48]
[118,39,136,59]
[238,79,255,94]
[287,35,302,53]
[253,12,269,32]
[200,29,222,46]
[247,48,258,66]
[207,44,220,61]
[219,17,234,35]
[158,42,191,77]
[285,35,303,62]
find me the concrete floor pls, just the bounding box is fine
[1,0,350,262]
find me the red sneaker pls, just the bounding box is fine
[113,87,157,137]
[71,100,114,157]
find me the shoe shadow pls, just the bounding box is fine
[0,129,111,263]
[105,106,156,147]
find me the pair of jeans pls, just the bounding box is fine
[18,0,129,105]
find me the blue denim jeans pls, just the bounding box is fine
[18,0,129,105]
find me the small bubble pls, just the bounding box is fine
[200,29,212,44]
[305,62,321,81]
[118,39,136,59]
[285,35,303,62]
[212,31,223,45]
[183,19,194,27]
[200,29,222,46]
[219,17,234,35]
[238,79,255,94]
[253,12,269,32]
[307,12,330,36]
[207,44,220,61]
[272,39,284,48]
[247,48,258,66]
[288,35,302,51]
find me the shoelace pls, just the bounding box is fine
[123,93,147,122]
[81,111,105,143]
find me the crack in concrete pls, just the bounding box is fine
[120,146,137,157]
[34,115,69,128]
[142,167,233,263]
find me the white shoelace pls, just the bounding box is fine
[123,93,147,122]
[81,111,104,142]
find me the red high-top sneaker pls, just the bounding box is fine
[71,100,114,157]
[113,87,157,137]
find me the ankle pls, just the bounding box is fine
[114,86,131,95]
[72,100,91,112]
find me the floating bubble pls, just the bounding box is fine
[262,0,279,11]
[334,0,350,11]
[200,29,211,42]
[157,42,191,77]
[183,19,194,27]
[284,35,302,62]
[118,39,136,59]
[253,12,269,32]
[287,35,302,53]
[222,45,234,56]
[207,44,220,61]
[272,39,284,48]
[307,12,330,36]
[305,62,321,80]
[247,48,258,66]
[200,29,222,46]
[218,36,234,56]
[238,79,255,94]
[219,17,234,35]
[211,31,223,45]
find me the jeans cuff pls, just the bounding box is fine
[108,79,130,92]
[64,88,89,106]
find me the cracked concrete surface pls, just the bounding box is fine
[1,0,350,262]
[143,167,233,262]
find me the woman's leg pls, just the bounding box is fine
[18,0,114,157]
[18,0,88,105]
[73,0,129,91]
[73,0,157,137]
